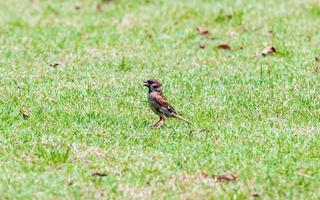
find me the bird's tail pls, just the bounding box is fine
[172,113,192,125]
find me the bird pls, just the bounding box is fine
[143,79,192,128]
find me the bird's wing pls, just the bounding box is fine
[155,93,177,114]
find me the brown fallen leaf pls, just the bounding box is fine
[262,46,276,56]
[92,172,108,177]
[315,67,320,74]
[97,3,103,11]
[50,61,63,68]
[147,34,153,40]
[196,27,209,35]
[20,108,29,120]
[315,56,320,62]
[198,44,205,49]
[217,173,237,182]
[252,192,260,198]
[217,43,231,50]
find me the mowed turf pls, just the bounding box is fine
[0,0,319,199]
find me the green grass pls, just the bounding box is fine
[0,0,319,199]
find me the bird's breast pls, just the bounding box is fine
[148,92,161,114]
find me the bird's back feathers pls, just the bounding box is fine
[154,92,176,114]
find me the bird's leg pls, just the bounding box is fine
[155,118,165,128]
[155,116,166,128]
[154,116,162,127]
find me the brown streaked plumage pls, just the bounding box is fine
[143,79,192,128]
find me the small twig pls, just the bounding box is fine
[297,173,314,179]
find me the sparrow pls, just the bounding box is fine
[143,79,192,128]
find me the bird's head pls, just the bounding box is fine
[143,79,162,92]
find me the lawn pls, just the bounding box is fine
[0,0,319,199]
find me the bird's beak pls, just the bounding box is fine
[143,81,148,87]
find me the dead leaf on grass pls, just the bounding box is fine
[262,46,277,56]
[315,55,320,62]
[252,192,260,198]
[20,108,29,120]
[50,61,63,68]
[198,44,205,49]
[147,34,153,40]
[196,27,209,35]
[97,3,103,11]
[217,173,237,182]
[217,43,232,50]
[92,172,108,177]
